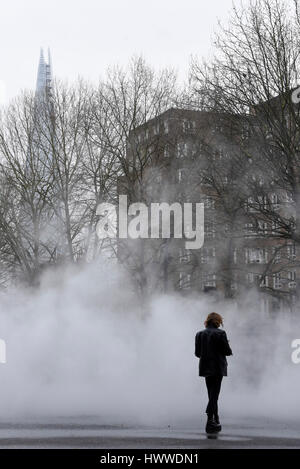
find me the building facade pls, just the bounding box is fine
[118,107,298,312]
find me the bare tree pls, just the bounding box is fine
[0,92,58,284]
[91,57,179,295]
[191,0,300,306]
[0,80,114,285]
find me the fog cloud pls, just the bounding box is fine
[0,261,298,425]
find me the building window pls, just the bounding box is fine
[153,122,160,135]
[164,144,170,158]
[164,120,169,134]
[183,119,196,133]
[233,248,238,264]
[177,168,185,183]
[271,193,280,211]
[272,247,281,264]
[258,221,268,236]
[260,275,269,288]
[179,272,191,289]
[212,148,227,161]
[247,273,254,284]
[245,221,267,237]
[176,142,188,158]
[247,273,261,285]
[288,271,297,289]
[179,249,191,263]
[273,273,282,290]
[245,223,255,237]
[246,197,257,213]
[257,195,268,209]
[205,221,216,239]
[245,248,268,264]
[203,273,216,288]
[287,243,296,260]
[201,247,216,264]
[284,192,294,204]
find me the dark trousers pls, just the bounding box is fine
[205,375,223,418]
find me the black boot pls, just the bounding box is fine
[205,415,219,434]
[213,414,222,432]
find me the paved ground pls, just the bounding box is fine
[0,416,298,449]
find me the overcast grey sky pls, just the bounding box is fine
[0,0,238,104]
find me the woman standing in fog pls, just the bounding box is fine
[195,313,232,433]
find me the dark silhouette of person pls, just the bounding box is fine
[195,312,232,433]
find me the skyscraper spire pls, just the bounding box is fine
[36,47,53,98]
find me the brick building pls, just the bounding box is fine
[118,107,298,312]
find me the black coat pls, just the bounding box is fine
[195,326,233,377]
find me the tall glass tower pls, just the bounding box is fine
[36,48,53,99]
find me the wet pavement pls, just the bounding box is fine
[0,416,298,448]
